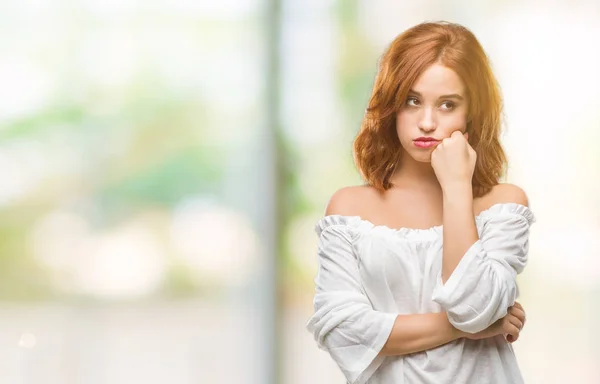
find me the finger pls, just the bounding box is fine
[512,302,526,321]
[504,323,520,338]
[451,130,463,138]
[509,305,525,317]
[464,132,469,141]
[508,315,523,331]
[509,307,526,322]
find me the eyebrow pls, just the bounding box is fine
[408,89,464,100]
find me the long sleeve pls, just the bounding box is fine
[431,203,535,334]
[306,216,397,384]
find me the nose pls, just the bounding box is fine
[417,107,436,132]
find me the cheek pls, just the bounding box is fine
[439,113,468,133]
[395,113,415,137]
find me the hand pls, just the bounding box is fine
[465,302,527,343]
[430,130,476,190]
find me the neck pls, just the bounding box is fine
[388,151,440,190]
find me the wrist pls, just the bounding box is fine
[441,313,466,340]
[441,181,473,198]
[450,325,468,340]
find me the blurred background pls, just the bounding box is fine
[0,0,598,383]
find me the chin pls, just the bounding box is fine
[405,150,433,163]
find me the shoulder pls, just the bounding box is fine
[315,185,379,239]
[477,184,535,232]
[324,185,382,216]
[479,183,529,211]
[489,183,529,206]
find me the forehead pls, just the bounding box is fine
[411,63,465,96]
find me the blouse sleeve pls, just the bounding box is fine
[431,203,535,334]
[306,216,397,384]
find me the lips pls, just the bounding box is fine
[414,137,439,142]
[413,137,440,149]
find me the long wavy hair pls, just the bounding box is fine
[353,21,506,198]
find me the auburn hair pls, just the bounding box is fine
[353,21,506,197]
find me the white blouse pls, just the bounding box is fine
[306,203,535,384]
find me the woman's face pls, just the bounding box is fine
[396,63,469,163]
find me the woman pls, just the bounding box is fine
[306,21,534,384]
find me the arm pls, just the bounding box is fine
[440,183,529,283]
[308,221,467,373]
[432,185,534,334]
[381,312,465,356]
[430,134,534,334]
[307,220,397,384]
[429,131,482,283]
[308,188,467,383]
[384,298,530,356]
[440,182,478,283]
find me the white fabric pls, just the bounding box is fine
[306,203,535,384]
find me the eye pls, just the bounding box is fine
[406,97,420,107]
[440,101,456,111]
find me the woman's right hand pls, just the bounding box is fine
[464,302,526,343]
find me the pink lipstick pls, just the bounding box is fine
[413,137,440,149]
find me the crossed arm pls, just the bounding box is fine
[380,303,526,356]
[380,312,463,356]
